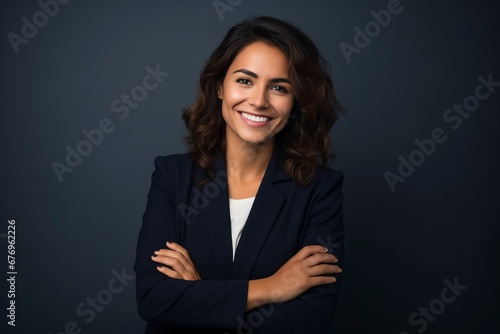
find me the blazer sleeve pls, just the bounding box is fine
[245,170,345,334]
[134,156,249,329]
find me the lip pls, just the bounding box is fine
[237,111,273,128]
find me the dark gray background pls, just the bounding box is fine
[1,0,499,333]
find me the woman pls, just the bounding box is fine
[134,16,344,333]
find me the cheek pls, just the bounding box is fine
[222,85,246,106]
[277,99,295,120]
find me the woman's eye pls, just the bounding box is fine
[237,78,252,85]
[271,85,288,93]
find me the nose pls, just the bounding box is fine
[249,86,270,110]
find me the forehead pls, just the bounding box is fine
[228,41,289,76]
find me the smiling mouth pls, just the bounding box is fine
[240,112,271,123]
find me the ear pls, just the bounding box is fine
[217,84,223,99]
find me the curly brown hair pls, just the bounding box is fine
[182,16,343,186]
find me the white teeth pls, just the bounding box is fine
[241,112,270,123]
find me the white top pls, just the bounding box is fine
[229,197,255,260]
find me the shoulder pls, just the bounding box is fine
[315,165,344,184]
[153,153,192,167]
[275,164,343,204]
[151,153,194,178]
[304,165,344,200]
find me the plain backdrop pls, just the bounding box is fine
[1,0,499,333]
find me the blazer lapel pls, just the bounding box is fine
[232,147,290,278]
[201,157,234,279]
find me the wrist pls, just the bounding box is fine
[246,277,271,311]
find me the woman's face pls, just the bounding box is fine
[218,41,295,147]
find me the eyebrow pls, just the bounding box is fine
[233,68,291,84]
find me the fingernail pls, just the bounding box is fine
[324,247,329,252]
[166,241,172,245]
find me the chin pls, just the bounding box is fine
[246,137,274,146]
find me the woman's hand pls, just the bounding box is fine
[151,241,201,281]
[247,245,341,310]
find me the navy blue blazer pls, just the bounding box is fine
[134,147,344,333]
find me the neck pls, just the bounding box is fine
[225,132,274,183]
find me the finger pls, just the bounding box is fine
[151,254,175,265]
[294,245,330,261]
[152,250,201,280]
[307,263,342,277]
[154,243,188,258]
[303,253,338,268]
[308,275,337,287]
[155,258,199,280]
[151,255,189,276]
[154,249,192,269]
[166,241,193,261]
[156,265,182,279]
